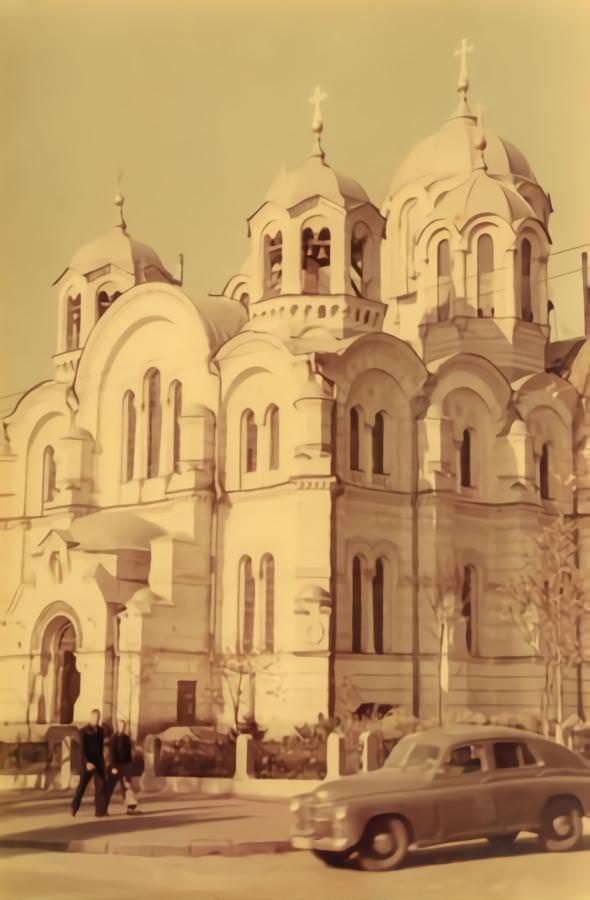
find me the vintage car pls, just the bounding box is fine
[290,725,590,871]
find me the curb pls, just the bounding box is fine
[0,837,296,858]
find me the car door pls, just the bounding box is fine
[487,740,544,830]
[432,742,497,841]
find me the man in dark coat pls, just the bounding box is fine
[71,708,107,817]
[106,718,138,813]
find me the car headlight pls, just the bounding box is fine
[290,798,301,814]
[332,805,348,821]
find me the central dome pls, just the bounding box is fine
[389,112,537,197]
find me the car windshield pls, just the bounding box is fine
[385,738,441,770]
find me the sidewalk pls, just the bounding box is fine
[0,790,294,858]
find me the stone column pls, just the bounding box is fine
[326,732,345,780]
[235,733,255,780]
[360,730,380,772]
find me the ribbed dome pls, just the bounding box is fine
[265,156,370,210]
[67,225,177,284]
[427,170,535,229]
[389,114,537,197]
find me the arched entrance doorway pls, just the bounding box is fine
[54,621,80,724]
[37,616,81,724]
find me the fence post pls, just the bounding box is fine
[57,735,73,789]
[235,733,255,779]
[326,732,345,779]
[360,730,380,772]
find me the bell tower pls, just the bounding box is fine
[242,88,386,340]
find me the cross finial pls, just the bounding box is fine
[114,169,127,231]
[454,38,474,93]
[308,85,327,161]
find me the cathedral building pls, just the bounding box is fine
[1,47,589,740]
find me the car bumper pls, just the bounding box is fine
[290,833,354,852]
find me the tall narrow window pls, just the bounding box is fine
[261,554,275,652]
[122,390,136,483]
[540,442,550,499]
[66,295,81,350]
[460,429,472,488]
[42,445,57,507]
[241,409,257,473]
[436,240,452,321]
[145,369,161,478]
[350,407,360,471]
[372,411,385,474]
[521,239,533,322]
[352,555,362,653]
[266,405,279,470]
[302,226,331,293]
[461,565,476,655]
[265,232,283,296]
[171,381,182,473]
[97,291,112,318]
[477,234,495,317]
[372,558,385,655]
[238,556,255,654]
[351,223,369,297]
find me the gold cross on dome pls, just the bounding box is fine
[454,38,474,91]
[309,85,327,131]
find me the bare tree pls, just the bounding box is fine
[211,651,284,735]
[425,564,464,725]
[502,514,588,742]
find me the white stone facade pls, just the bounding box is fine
[2,65,590,741]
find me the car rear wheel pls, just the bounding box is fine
[357,816,410,872]
[539,799,582,852]
[487,831,519,848]
[312,849,352,867]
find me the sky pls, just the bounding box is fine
[2,0,590,410]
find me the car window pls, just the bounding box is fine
[385,739,440,769]
[493,741,537,769]
[445,743,484,775]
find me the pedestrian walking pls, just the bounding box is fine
[106,718,138,814]
[71,708,107,817]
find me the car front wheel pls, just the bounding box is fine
[357,816,410,871]
[540,799,582,852]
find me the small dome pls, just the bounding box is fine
[389,114,537,197]
[427,171,535,229]
[265,156,370,210]
[66,225,177,284]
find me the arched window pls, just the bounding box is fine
[352,555,362,653]
[372,411,385,474]
[350,407,360,471]
[97,291,112,318]
[241,409,257,473]
[145,369,161,479]
[266,405,279,470]
[171,381,182,473]
[261,554,275,652]
[264,231,283,296]
[122,390,136,483]
[302,226,331,293]
[460,429,472,488]
[436,239,452,321]
[66,295,81,350]
[461,565,477,656]
[540,442,551,499]
[238,556,255,653]
[351,223,369,297]
[42,445,57,507]
[372,558,385,654]
[477,234,494,317]
[521,238,533,322]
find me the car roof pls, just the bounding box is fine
[411,725,544,744]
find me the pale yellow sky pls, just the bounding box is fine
[2,0,590,408]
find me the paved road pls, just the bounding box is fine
[2,837,590,900]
